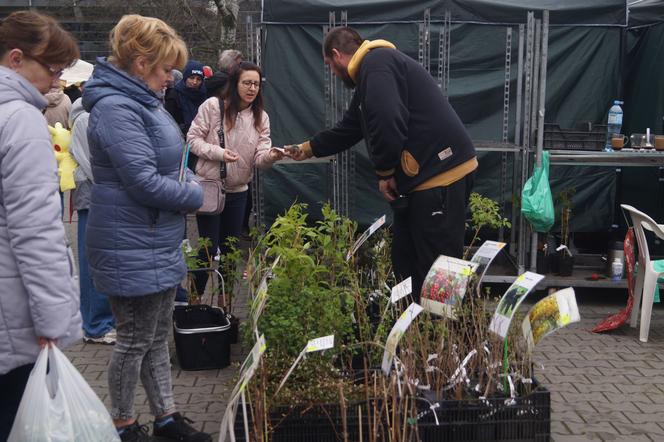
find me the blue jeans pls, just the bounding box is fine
[107,288,177,419]
[78,209,115,337]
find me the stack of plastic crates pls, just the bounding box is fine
[543,123,608,151]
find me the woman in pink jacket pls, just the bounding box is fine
[187,61,284,293]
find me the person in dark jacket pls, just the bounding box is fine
[82,14,208,442]
[289,27,478,299]
[165,59,206,135]
[205,49,242,99]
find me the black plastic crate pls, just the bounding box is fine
[233,386,550,441]
[543,123,608,151]
[173,305,231,370]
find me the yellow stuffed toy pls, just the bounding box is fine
[48,122,78,192]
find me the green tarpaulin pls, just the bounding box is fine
[258,0,663,230]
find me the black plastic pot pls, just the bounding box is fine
[557,252,574,276]
[234,384,550,441]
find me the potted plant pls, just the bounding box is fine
[227,203,550,441]
[556,187,575,276]
[465,192,512,258]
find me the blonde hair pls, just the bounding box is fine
[109,14,187,73]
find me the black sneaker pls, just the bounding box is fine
[153,413,212,442]
[118,422,155,442]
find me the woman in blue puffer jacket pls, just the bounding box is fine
[82,14,208,442]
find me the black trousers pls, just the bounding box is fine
[0,363,34,441]
[194,190,248,295]
[391,171,475,301]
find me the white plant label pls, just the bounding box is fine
[346,214,386,261]
[470,240,506,288]
[522,287,580,351]
[381,303,424,375]
[306,334,334,353]
[489,271,544,338]
[390,277,412,303]
[220,335,266,442]
[276,335,335,395]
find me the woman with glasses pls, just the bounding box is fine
[0,11,82,439]
[187,61,285,294]
[82,14,207,442]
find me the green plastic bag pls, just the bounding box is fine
[521,151,554,233]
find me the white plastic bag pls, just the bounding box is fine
[8,345,119,442]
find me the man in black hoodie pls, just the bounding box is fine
[288,26,478,299]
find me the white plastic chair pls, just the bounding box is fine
[620,204,664,342]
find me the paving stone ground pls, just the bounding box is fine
[61,215,664,441]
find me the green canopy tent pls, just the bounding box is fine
[256,0,659,238]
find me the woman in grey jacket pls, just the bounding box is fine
[82,15,207,442]
[0,11,82,439]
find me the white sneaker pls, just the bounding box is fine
[83,328,116,345]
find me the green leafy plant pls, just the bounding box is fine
[555,187,576,247]
[465,192,512,258]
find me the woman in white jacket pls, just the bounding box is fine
[0,11,82,439]
[187,61,285,294]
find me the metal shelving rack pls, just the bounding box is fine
[252,9,550,279]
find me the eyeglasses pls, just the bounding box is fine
[27,55,64,79]
[240,80,260,89]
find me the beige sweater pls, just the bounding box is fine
[187,97,275,193]
[43,88,71,129]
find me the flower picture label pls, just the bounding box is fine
[522,287,580,351]
[470,240,506,284]
[489,272,545,338]
[420,256,478,319]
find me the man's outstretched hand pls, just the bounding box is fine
[283,144,312,161]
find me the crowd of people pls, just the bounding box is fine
[0,9,476,442]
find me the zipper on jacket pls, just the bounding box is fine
[149,208,159,228]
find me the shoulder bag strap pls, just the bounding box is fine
[217,97,227,180]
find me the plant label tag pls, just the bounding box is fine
[276,334,335,395]
[489,271,544,338]
[346,214,386,261]
[249,278,269,330]
[420,256,478,319]
[470,241,506,289]
[221,334,267,441]
[381,302,424,375]
[390,277,412,303]
[522,287,580,351]
[306,335,334,353]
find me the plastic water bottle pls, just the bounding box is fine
[604,100,624,151]
[611,258,623,281]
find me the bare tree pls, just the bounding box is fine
[77,0,240,65]
[209,0,240,51]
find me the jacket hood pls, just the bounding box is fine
[82,57,161,112]
[347,39,397,84]
[68,97,86,127]
[45,87,65,108]
[0,66,48,110]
